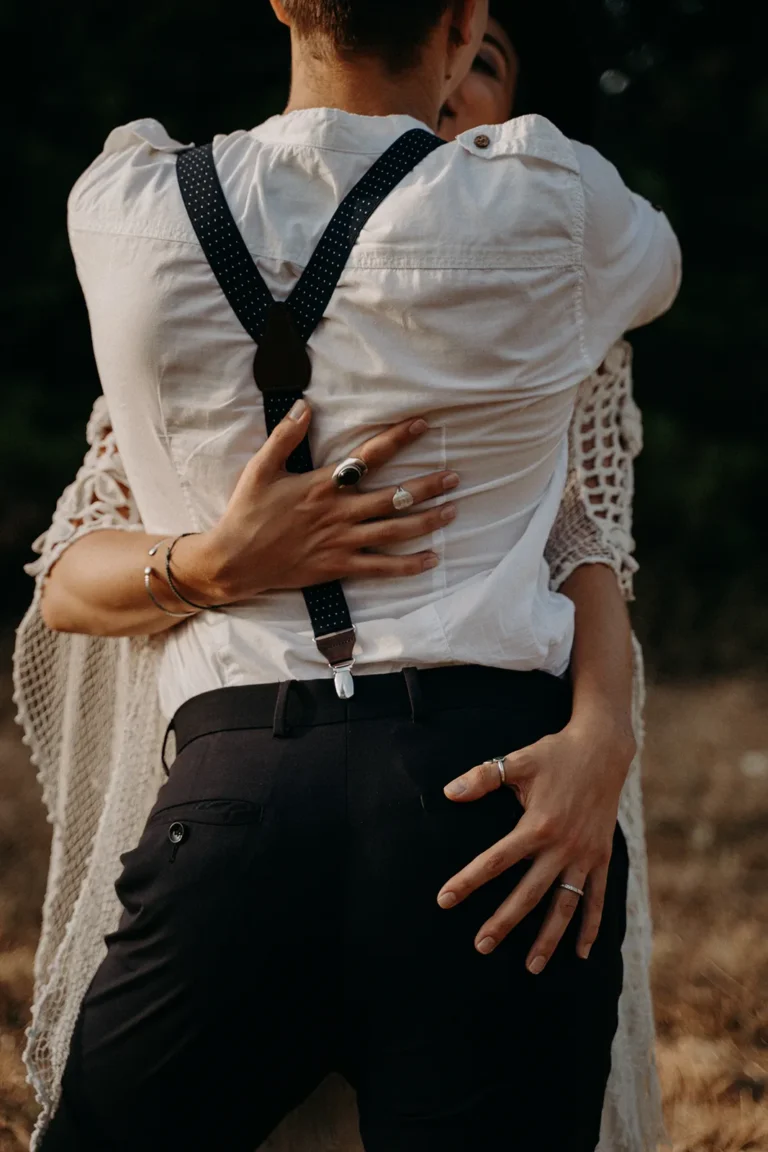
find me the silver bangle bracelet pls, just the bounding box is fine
[164,533,235,612]
[143,564,196,618]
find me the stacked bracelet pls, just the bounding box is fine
[144,534,236,616]
[165,533,237,612]
[166,532,238,612]
[144,542,196,618]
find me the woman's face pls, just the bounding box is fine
[439,16,519,142]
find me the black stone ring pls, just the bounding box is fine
[332,456,369,488]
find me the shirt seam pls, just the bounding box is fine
[69,225,581,271]
[246,139,402,158]
[571,167,591,376]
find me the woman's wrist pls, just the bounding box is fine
[567,697,636,776]
[167,531,245,608]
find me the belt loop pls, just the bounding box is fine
[161,719,175,777]
[403,667,425,723]
[273,680,293,738]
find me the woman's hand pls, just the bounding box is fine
[178,400,459,603]
[41,401,458,637]
[436,713,636,972]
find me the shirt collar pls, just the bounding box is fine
[250,107,434,155]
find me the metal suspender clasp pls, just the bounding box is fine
[315,627,358,699]
[332,660,356,701]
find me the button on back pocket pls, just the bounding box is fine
[149,797,265,870]
[117,798,266,907]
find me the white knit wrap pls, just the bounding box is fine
[13,340,666,1151]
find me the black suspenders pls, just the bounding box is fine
[176,128,445,698]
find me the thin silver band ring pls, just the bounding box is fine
[558,882,585,898]
[490,755,506,786]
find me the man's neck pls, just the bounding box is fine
[283,44,443,131]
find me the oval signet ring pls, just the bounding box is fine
[392,485,415,512]
[332,457,369,489]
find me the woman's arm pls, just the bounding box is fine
[39,399,460,637]
[560,563,635,755]
[437,342,642,970]
[42,529,208,637]
[542,340,642,754]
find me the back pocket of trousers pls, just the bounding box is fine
[116,798,265,914]
[148,797,265,828]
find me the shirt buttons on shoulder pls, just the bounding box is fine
[474,133,491,150]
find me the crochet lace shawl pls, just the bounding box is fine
[13,340,666,1151]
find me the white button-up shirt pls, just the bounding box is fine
[68,108,680,719]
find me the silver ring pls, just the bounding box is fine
[392,485,415,512]
[489,755,506,786]
[332,457,368,489]
[558,882,585,898]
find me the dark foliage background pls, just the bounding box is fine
[3,0,765,675]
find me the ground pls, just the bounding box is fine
[1,670,766,1151]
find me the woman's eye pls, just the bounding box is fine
[472,54,499,81]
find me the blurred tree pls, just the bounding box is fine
[597,0,768,673]
[3,0,765,673]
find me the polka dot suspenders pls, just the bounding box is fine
[176,129,445,698]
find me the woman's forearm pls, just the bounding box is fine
[40,530,217,637]
[560,563,636,762]
[39,410,456,639]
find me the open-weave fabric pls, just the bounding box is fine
[13,339,666,1152]
[545,340,641,599]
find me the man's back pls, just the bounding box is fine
[69,106,679,710]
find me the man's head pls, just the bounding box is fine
[271,0,488,126]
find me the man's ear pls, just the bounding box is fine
[445,0,487,94]
[452,0,487,51]
[270,0,290,27]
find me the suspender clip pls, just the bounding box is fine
[316,627,358,699]
[332,660,356,700]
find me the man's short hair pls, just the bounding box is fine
[281,0,453,70]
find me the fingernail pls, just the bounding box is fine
[477,937,496,955]
[442,472,460,490]
[289,399,307,421]
[441,505,457,522]
[409,419,428,435]
[437,891,457,909]
[423,554,439,570]
[528,955,546,974]
[444,778,467,797]
[578,944,592,961]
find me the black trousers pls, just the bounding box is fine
[42,665,628,1152]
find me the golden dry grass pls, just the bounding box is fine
[1,671,766,1150]
[643,679,768,1151]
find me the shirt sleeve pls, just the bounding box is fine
[573,140,682,373]
[67,118,189,233]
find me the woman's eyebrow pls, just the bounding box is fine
[483,33,513,67]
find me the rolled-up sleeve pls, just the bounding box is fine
[574,140,682,372]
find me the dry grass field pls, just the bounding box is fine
[1,667,767,1151]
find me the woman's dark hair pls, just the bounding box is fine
[492,1,600,144]
[280,0,453,71]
